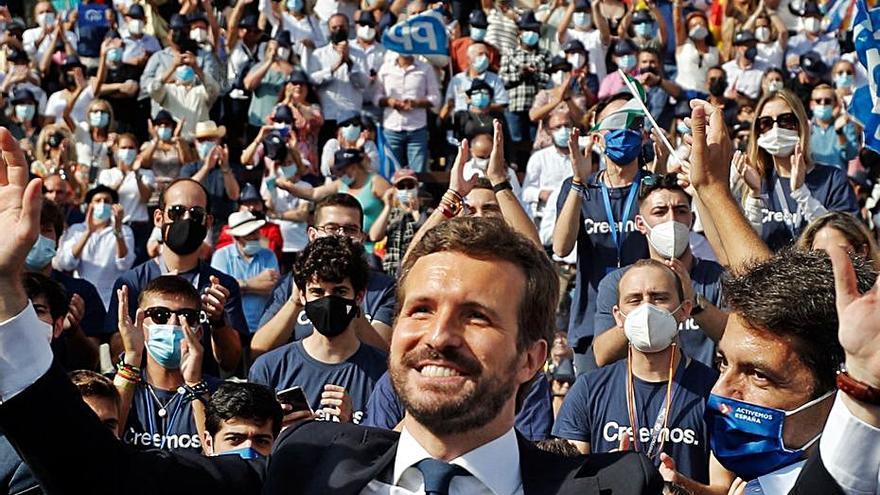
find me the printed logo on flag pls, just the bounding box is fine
[381,9,449,56]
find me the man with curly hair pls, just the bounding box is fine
[248,235,387,427]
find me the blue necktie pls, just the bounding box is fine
[414,458,469,495]
[744,479,765,495]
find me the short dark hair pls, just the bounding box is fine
[638,173,690,204]
[293,235,370,294]
[205,382,283,438]
[314,193,364,229]
[637,46,662,61]
[158,178,213,213]
[472,177,493,191]
[23,272,68,321]
[722,249,877,396]
[139,275,202,309]
[399,217,559,352]
[40,199,65,240]
[619,259,685,304]
[69,370,121,408]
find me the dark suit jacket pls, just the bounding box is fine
[0,364,663,495]
[788,451,845,495]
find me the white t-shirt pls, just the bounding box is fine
[756,40,784,69]
[22,27,78,64]
[98,168,156,223]
[261,178,311,252]
[675,41,721,92]
[73,120,111,169]
[560,28,608,81]
[44,85,94,124]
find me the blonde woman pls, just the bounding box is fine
[796,212,880,270]
[733,89,858,250]
[31,124,76,179]
[63,97,117,186]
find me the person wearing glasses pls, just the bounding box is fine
[106,178,247,378]
[251,193,397,358]
[114,276,218,454]
[593,173,727,369]
[733,89,858,251]
[807,84,858,172]
[369,169,428,278]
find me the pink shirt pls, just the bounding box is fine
[374,58,441,132]
[598,72,626,100]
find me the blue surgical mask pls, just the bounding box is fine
[219,447,265,460]
[145,324,185,369]
[116,148,137,166]
[835,73,854,88]
[470,92,490,109]
[676,121,691,135]
[25,234,57,271]
[157,126,173,141]
[472,54,489,74]
[89,111,110,128]
[341,125,361,142]
[813,104,833,122]
[520,30,539,46]
[198,141,216,160]
[553,126,572,148]
[15,104,35,121]
[176,65,196,83]
[241,239,262,256]
[618,54,636,71]
[706,392,834,481]
[340,175,355,186]
[93,203,113,221]
[573,12,590,27]
[287,0,303,11]
[634,22,655,38]
[470,27,486,41]
[396,189,415,204]
[281,164,298,178]
[107,47,123,63]
[603,128,643,165]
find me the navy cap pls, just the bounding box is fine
[333,148,364,172]
[574,0,590,11]
[469,9,488,28]
[800,51,828,79]
[562,39,586,53]
[613,39,637,56]
[850,170,873,189]
[152,109,176,125]
[517,10,541,31]
[356,15,376,27]
[274,29,292,47]
[7,47,29,63]
[186,10,209,24]
[465,78,494,97]
[8,18,26,31]
[733,29,757,45]
[262,131,288,162]
[549,55,572,73]
[169,14,188,30]
[61,54,85,68]
[239,183,262,203]
[85,185,119,204]
[273,105,294,124]
[239,14,259,29]
[288,70,309,85]
[799,0,822,17]
[632,10,653,24]
[9,88,36,105]
[126,4,146,19]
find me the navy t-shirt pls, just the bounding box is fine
[556,173,650,351]
[52,269,108,336]
[760,164,858,251]
[123,377,221,454]
[249,341,387,425]
[258,270,397,341]
[361,371,554,442]
[593,258,725,367]
[105,259,249,378]
[553,356,718,483]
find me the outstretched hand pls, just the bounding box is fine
[487,119,508,185]
[567,127,593,182]
[688,99,733,192]
[449,138,477,197]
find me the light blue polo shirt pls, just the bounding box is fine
[210,244,279,333]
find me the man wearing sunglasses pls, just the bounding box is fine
[115,276,215,454]
[808,84,858,172]
[553,93,650,374]
[592,174,727,369]
[106,178,247,378]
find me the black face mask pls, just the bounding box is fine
[62,73,77,90]
[744,46,758,62]
[708,77,727,97]
[330,28,349,44]
[641,66,659,76]
[163,218,208,255]
[304,295,359,338]
[250,210,266,221]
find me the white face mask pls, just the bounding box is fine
[767,80,784,92]
[37,12,55,28]
[757,127,800,157]
[645,220,691,259]
[689,25,708,41]
[567,53,585,69]
[191,28,209,43]
[755,26,771,42]
[621,303,682,353]
[356,25,376,41]
[276,47,290,61]
[803,17,822,33]
[128,19,144,35]
[551,71,567,87]
[471,156,490,172]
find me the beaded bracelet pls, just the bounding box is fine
[180,381,210,404]
[115,361,142,384]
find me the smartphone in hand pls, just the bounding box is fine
[276,386,313,414]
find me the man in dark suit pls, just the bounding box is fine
[0,125,662,494]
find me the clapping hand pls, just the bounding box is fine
[117,285,145,363]
[567,127,593,182]
[487,119,509,185]
[320,384,353,423]
[449,138,477,197]
[790,143,805,191]
[180,316,204,386]
[732,149,761,197]
[202,275,230,324]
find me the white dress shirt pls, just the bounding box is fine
[375,58,441,132]
[721,59,767,100]
[521,146,572,209]
[307,44,369,121]
[819,393,880,495]
[22,27,78,64]
[149,81,221,139]
[54,222,136,306]
[361,427,523,495]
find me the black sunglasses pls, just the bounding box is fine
[144,306,201,327]
[165,205,207,224]
[395,181,417,190]
[756,112,799,134]
[639,173,680,200]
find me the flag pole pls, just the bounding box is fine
[617,69,683,166]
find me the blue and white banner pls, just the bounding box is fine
[851,0,880,152]
[380,9,449,56]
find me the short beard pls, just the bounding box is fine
[390,345,519,436]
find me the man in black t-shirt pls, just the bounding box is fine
[250,236,387,427]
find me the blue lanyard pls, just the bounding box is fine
[599,170,642,267]
[773,177,800,239]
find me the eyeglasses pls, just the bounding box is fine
[812,97,834,105]
[756,112,799,134]
[639,173,680,200]
[144,306,201,327]
[313,223,362,236]
[395,181,417,190]
[165,205,207,224]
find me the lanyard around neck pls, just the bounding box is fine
[626,343,679,460]
[599,169,642,268]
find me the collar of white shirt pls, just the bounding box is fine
[393,426,522,495]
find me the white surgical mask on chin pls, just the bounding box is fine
[645,220,691,259]
[621,303,681,353]
[471,156,490,172]
[757,127,800,157]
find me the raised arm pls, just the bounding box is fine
[673,0,686,47]
[487,119,542,247]
[593,0,612,47]
[553,127,594,257]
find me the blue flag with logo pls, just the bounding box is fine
[851,0,880,153]
[380,9,449,56]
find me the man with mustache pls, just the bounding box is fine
[0,126,662,493]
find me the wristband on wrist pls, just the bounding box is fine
[115,361,142,384]
[180,381,210,403]
[837,367,880,405]
[570,181,587,197]
[492,180,513,194]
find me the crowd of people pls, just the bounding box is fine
[1,0,880,493]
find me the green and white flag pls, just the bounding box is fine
[591,72,648,132]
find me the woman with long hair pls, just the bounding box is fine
[797,211,880,270]
[734,89,858,250]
